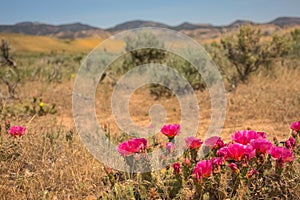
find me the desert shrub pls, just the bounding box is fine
[291,29,300,55]
[121,31,169,98]
[291,29,300,58]
[122,31,166,72]
[0,40,19,98]
[220,25,295,86]
[221,26,273,84]
[120,31,219,98]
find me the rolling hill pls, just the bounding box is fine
[0,17,300,53]
[0,33,104,53]
[269,17,300,27]
[0,22,110,39]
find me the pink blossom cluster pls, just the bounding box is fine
[216,130,294,166]
[117,121,299,183]
[8,126,26,137]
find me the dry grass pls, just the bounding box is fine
[0,119,105,200]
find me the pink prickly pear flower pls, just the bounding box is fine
[117,138,147,156]
[290,121,300,132]
[204,136,225,150]
[8,126,26,137]
[211,157,223,173]
[223,143,256,161]
[268,146,294,166]
[211,157,223,166]
[250,138,273,155]
[231,130,266,145]
[192,160,213,183]
[185,136,203,150]
[285,136,296,149]
[160,124,180,139]
[216,146,228,158]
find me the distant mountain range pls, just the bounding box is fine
[0,22,110,39]
[0,17,300,40]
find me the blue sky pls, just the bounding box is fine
[1,0,300,28]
